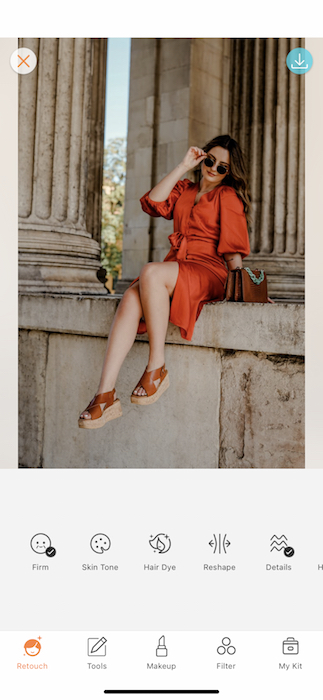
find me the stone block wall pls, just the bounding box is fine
[19,295,304,470]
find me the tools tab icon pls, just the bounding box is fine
[88,637,107,656]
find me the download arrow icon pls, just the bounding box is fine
[294,53,305,66]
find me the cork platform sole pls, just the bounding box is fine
[131,372,169,405]
[78,399,122,429]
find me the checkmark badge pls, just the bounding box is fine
[270,535,295,558]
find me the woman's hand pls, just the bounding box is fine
[181,147,207,171]
[148,147,207,203]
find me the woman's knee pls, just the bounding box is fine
[140,262,158,280]
[139,262,163,286]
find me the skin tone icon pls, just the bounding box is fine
[79,135,258,430]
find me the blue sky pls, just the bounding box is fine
[104,38,131,144]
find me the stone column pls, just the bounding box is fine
[229,38,305,300]
[120,38,230,286]
[18,38,107,293]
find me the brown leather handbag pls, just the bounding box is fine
[225,267,268,303]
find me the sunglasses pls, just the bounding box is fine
[204,154,229,175]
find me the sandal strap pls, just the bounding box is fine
[84,390,116,420]
[137,365,167,397]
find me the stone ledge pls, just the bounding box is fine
[18,293,305,356]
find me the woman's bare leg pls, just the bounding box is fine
[133,261,179,397]
[80,282,143,418]
[80,261,179,414]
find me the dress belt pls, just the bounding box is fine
[168,231,187,260]
[168,231,216,261]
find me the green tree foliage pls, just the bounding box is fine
[101,137,126,280]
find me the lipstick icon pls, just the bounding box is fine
[156,635,168,657]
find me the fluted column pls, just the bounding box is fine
[120,38,230,286]
[18,38,107,293]
[229,38,305,300]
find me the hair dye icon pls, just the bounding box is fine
[149,534,171,554]
[24,639,41,656]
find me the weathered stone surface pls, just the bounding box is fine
[18,38,107,293]
[19,330,48,467]
[18,295,304,469]
[42,335,221,469]
[219,351,304,469]
[19,295,305,357]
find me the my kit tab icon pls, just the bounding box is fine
[282,637,299,655]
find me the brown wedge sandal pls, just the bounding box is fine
[78,389,122,429]
[131,364,170,405]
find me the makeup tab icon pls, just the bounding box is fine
[156,635,168,657]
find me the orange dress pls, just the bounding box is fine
[137,178,250,342]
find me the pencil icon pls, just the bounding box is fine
[88,637,107,655]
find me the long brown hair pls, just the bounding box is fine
[200,134,251,222]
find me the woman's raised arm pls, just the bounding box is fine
[148,147,207,202]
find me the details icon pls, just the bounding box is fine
[270,535,295,558]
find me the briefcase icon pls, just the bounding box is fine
[282,637,299,654]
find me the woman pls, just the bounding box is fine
[79,134,251,429]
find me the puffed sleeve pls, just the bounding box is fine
[140,179,191,220]
[217,187,250,258]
